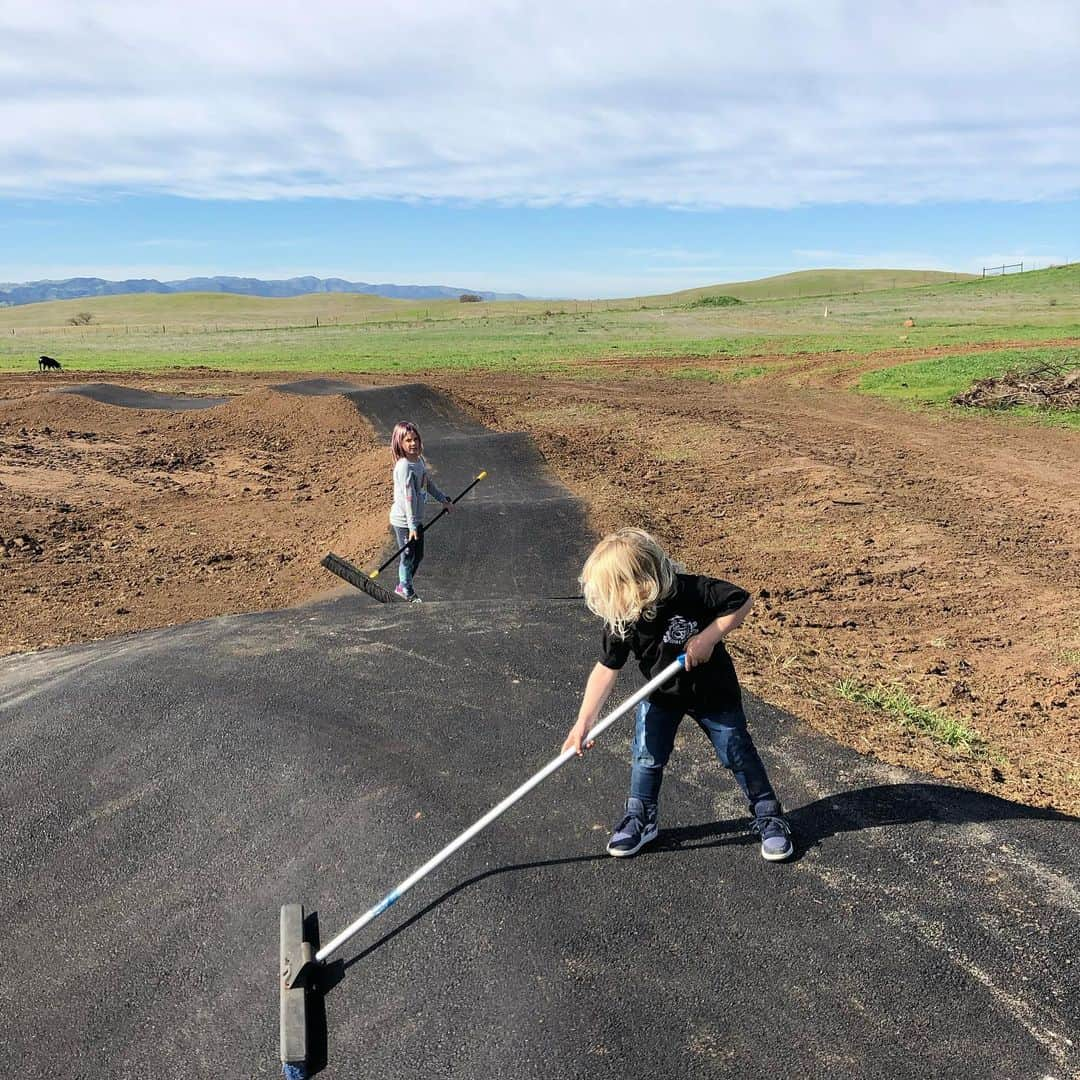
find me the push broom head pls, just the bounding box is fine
[280,903,313,1078]
[321,552,402,603]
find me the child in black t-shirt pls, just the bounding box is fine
[562,528,794,861]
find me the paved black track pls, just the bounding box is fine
[3,384,1078,1080]
[59,383,230,409]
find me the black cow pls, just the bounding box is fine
[38,355,62,372]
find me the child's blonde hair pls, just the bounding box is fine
[580,528,683,639]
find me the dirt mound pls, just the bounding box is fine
[0,383,390,660]
[188,386,369,434]
[952,360,1080,410]
[0,390,149,434]
[158,387,376,453]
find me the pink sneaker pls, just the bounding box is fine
[394,584,410,601]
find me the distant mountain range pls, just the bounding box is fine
[0,276,527,306]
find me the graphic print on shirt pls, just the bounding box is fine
[662,615,698,646]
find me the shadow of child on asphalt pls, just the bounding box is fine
[786,781,1074,855]
[329,783,1072,975]
[625,781,1073,864]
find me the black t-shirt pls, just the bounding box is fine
[599,574,750,711]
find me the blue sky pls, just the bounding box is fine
[2,1,1077,298]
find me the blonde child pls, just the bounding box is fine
[562,528,794,861]
[388,420,453,602]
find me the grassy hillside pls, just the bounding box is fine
[2,264,1076,375]
[0,268,977,328]
[645,268,975,305]
[0,289,418,330]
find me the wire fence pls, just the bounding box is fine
[985,260,1074,276]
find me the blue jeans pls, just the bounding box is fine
[630,699,780,816]
[392,524,424,591]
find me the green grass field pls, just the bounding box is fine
[857,344,1080,428]
[3,267,1078,423]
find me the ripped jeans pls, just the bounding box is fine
[629,698,781,817]
[392,524,424,591]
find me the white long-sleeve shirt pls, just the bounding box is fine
[389,456,449,531]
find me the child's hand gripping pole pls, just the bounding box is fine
[314,654,686,964]
[370,470,488,579]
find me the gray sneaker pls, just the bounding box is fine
[606,797,659,857]
[750,801,794,861]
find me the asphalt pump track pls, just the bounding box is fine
[3,381,1078,1079]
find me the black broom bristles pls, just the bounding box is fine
[320,552,403,604]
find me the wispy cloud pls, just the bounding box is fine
[0,217,64,228]
[1,1,1077,209]
[792,248,956,269]
[0,263,225,281]
[132,238,210,249]
[793,248,1072,273]
[619,247,737,263]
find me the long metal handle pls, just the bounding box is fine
[373,470,488,577]
[315,655,686,962]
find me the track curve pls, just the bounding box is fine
[2,384,1077,1080]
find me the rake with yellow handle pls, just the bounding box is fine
[321,470,488,603]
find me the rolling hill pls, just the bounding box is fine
[0,275,526,306]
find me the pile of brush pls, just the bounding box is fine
[952,360,1080,411]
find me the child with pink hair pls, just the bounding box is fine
[388,421,453,601]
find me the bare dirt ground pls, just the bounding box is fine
[2,360,1077,814]
[0,373,389,654]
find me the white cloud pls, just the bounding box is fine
[1,0,1078,207]
[793,248,1073,274]
[791,248,959,270]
